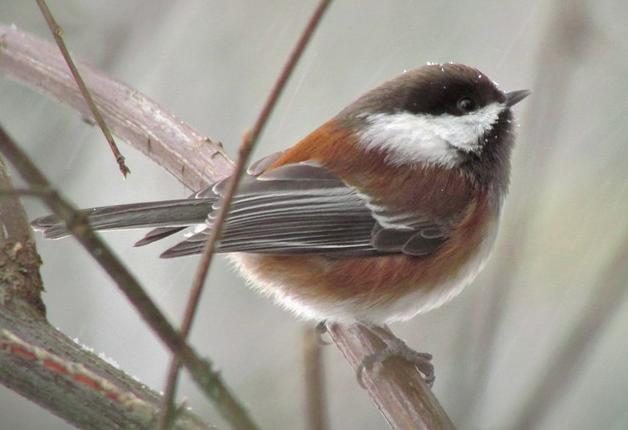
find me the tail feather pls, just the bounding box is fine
[160,230,208,258]
[31,198,213,239]
[134,226,186,247]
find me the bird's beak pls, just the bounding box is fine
[505,89,531,107]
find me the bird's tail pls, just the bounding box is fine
[31,198,213,240]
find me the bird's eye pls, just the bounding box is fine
[456,97,476,113]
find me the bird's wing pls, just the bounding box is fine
[135,151,286,246]
[160,160,455,258]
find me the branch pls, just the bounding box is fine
[328,324,454,430]
[303,327,328,430]
[0,154,212,429]
[0,24,234,192]
[35,0,130,177]
[0,125,259,430]
[1,24,257,429]
[0,23,454,429]
[0,155,45,317]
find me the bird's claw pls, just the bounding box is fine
[356,334,435,388]
[315,320,331,345]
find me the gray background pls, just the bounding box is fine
[1,1,628,429]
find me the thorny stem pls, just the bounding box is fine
[157,1,333,428]
[35,0,130,177]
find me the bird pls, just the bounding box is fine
[32,63,529,384]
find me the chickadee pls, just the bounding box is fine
[33,63,528,378]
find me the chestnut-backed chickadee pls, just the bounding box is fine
[33,63,529,327]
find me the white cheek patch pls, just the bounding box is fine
[357,103,504,168]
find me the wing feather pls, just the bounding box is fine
[158,159,454,258]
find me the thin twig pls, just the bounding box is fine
[0,23,233,195]
[511,231,628,430]
[304,327,328,430]
[157,2,332,428]
[35,0,130,177]
[0,125,259,430]
[0,187,52,197]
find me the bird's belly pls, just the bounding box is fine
[228,216,497,324]
[366,217,498,323]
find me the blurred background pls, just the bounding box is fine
[1,1,628,429]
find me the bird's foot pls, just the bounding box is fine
[357,326,435,388]
[315,320,330,345]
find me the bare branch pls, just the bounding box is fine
[0,328,215,430]
[159,1,332,427]
[35,0,130,177]
[0,153,212,429]
[0,165,34,242]
[0,23,454,429]
[304,327,328,430]
[0,24,234,191]
[0,155,45,317]
[0,186,53,198]
[0,125,259,430]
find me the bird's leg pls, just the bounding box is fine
[315,320,331,345]
[357,323,435,388]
